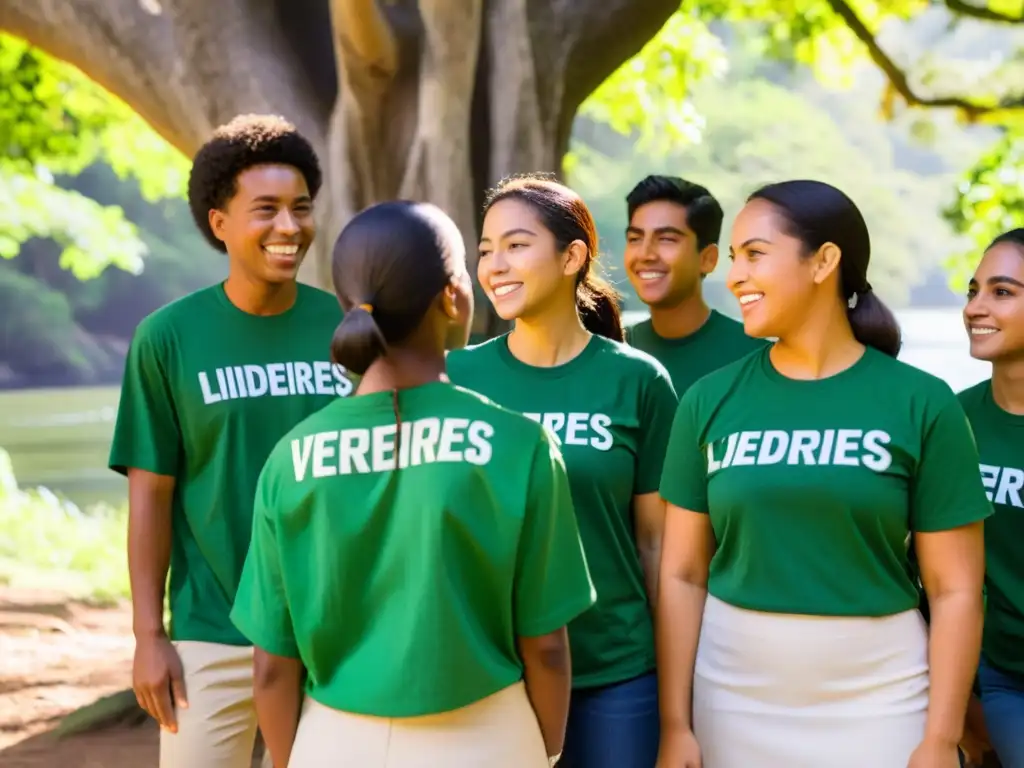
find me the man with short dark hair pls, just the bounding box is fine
[623,175,765,394]
[109,114,354,768]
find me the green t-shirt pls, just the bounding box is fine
[447,334,678,688]
[958,380,1024,677]
[109,283,352,645]
[660,346,992,617]
[229,382,595,717]
[626,310,767,395]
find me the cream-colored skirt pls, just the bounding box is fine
[693,594,952,768]
[287,682,548,767]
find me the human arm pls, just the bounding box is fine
[914,523,986,753]
[518,628,573,759]
[253,648,304,768]
[127,470,174,642]
[908,397,991,763]
[655,389,713,766]
[109,323,187,731]
[514,431,596,760]
[634,492,666,604]
[127,469,187,732]
[656,506,714,764]
[230,463,303,765]
[634,363,678,606]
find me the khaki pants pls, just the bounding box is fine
[287,682,548,767]
[159,641,273,768]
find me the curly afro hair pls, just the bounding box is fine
[187,114,323,252]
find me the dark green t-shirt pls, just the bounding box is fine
[447,334,678,688]
[959,380,1024,677]
[230,382,595,716]
[109,283,352,645]
[660,346,992,617]
[626,310,767,395]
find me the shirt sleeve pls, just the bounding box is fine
[659,389,709,514]
[513,430,597,637]
[108,321,182,477]
[634,364,679,494]
[911,397,993,533]
[230,462,300,658]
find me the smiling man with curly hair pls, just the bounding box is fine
[109,114,355,768]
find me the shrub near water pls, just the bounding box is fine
[0,448,129,602]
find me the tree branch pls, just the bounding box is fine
[329,0,400,80]
[485,0,577,185]
[557,0,681,114]
[0,0,192,154]
[827,0,1024,117]
[1,0,330,157]
[398,0,482,240]
[943,0,1023,24]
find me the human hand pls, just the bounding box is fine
[133,634,188,733]
[656,727,702,768]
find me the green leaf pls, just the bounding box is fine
[0,167,147,278]
[0,33,186,276]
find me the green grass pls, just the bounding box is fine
[0,447,129,603]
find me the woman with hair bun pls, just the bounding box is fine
[230,200,595,768]
[656,180,991,767]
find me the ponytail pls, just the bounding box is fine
[577,273,624,342]
[330,306,387,375]
[847,288,901,358]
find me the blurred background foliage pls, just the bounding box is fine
[0,1,1021,388]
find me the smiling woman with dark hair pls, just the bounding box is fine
[959,228,1024,768]
[655,180,991,768]
[448,175,679,768]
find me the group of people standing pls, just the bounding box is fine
[109,113,1023,768]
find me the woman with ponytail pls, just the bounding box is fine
[230,200,595,768]
[448,175,679,768]
[656,179,990,767]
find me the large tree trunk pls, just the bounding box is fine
[0,0,678,732]
[2,0,677,333]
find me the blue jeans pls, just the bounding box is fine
[560,671,659,768]
[978,656,1024,768]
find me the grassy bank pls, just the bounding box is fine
[0,448,128,603]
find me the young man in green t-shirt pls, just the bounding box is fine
[108,114,354,768]
[623,175,765,394]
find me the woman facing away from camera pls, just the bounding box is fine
[448,175,679,768]
[655,179,991,768]
[959,228,1024,768]
[229,200,596,768]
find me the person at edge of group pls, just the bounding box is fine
[447,174,679,768]
[623,175,766,394]
[229,200,596,768]
[654,179,992,768]
[108,114,355,768]
[959,227,1024,768]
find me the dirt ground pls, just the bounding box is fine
[0,585,156,767]
[0,586,269,768]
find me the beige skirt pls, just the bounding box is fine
[692,594,950,768]
[286,682,548,767]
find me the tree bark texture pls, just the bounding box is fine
[1,0,679,333]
